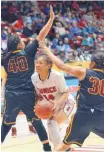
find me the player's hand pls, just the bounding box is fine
[49,5,55,21]
[36,94,43,101]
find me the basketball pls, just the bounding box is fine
[35,100,55,119]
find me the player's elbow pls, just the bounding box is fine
[37,33,43,42]
[37,28,49,42]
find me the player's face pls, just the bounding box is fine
[35,57,50,74]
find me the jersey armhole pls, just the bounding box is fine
[79,68,88,83]
[25,39,39,58]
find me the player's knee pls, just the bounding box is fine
[3,107,19,125]
[3,114,16,125]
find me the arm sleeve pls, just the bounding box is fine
[25,39,39,59]
[56,74,68,93]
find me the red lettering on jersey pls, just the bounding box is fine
[53,86,57,92]
[39,89,43,94]
[47,88,50,93]
[49,87,53,93]
[38,86,57,94]
[48,94,55,100]
[43,88,48,94]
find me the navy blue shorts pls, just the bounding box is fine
[63,108,104,146]
[3,91,39,125]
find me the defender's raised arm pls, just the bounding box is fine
[37,5,55,42]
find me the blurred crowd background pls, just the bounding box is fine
[1,1,104,63]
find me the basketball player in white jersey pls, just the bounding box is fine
[31,54,76,149]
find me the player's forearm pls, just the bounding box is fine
[42,46,64,69]
[37,18,54,41]
[41,47,86,80]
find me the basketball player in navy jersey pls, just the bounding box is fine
[39,41,104,151]
[1,6,55,151]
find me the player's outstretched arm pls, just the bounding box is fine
[36,5,55,42]
[39,41,86,81]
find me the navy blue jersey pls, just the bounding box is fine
[77,69,104,111]
[3,39,39,91]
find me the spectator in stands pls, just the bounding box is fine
[95,37,104,50]
[82,33,94,49]
[20,2,31,15]
[79,50,91,61]
[68,30,74,41]
[23,13,32,25]
[23,22,33,37]
[58,51,68,62]
[1,3,8,21]
[71,14,79,24]
[56,39,64,53]
[10,16,23,33]
[72,1,80,10]
[77,19,87,29]
[53,22,67,38]
[85,21,97,34]
[82,12,93,23]
[61,37,72,53]
[52,33,60,50]
[43,3,50,15]
[1,1,104,63]
[97,26,104,34]
[8,2,19,23]
[70,22,82,36]
[72,50,80,61]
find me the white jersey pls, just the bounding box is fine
[31,70,75,116]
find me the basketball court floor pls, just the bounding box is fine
[1,114,104,152]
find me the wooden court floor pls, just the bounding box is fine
[1,114,104,152]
